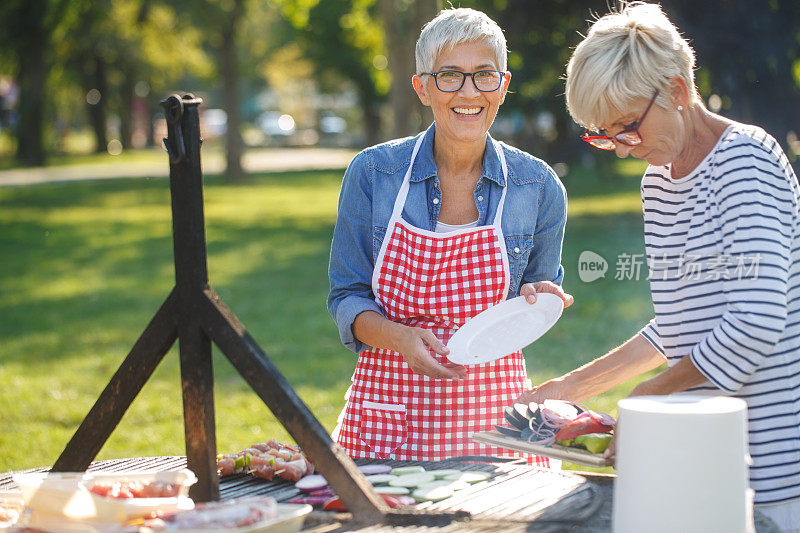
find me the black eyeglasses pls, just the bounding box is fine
[581,89,660,150]
[421,70,505,93]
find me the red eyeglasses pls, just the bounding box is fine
[581,90,660,150]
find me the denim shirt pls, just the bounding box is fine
[327,125,567,353]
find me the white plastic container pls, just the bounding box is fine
[13,469,196,522]
[612,395,753,533]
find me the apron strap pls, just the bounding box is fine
[388,133,426,224]
[491,138,508,228]
[390,134,509,227]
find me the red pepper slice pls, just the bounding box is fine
[554,411,614,440]
[322,496,347,512]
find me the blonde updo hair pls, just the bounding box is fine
[565,2,700,132]
[415,8,507,75]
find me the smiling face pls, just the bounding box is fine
[600,97,685,166]
[412,40,510,149]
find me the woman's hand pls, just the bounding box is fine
[353,311,467,380]
[521,281,574,308]
[515,377,572,405]
[392,324,468,380]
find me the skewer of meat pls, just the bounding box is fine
[217,440,315,482]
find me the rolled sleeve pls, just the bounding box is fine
[522,168,567,285]
[333,295,384,353]
[638,318,665,356]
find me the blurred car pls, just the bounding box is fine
[319,114,347,135]
[201,108,227,136]
[256,112,296,137]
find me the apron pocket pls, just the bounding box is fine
[358,401,407,458]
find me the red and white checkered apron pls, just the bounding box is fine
[333,135,548,466]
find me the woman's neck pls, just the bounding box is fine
[671,106,733,179]
[433,136,485,183]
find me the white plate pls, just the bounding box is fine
[446,294,564,365]
[142,503,313,533]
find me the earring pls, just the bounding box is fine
[677,105,684,111]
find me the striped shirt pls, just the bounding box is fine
[638,124,800,505]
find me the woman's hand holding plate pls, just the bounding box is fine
[521,281,574,308]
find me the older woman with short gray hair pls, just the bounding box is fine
[328,8,571,463]
[520,2,800,528]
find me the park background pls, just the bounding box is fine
[1,0,799,473]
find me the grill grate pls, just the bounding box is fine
[0,456,601,529]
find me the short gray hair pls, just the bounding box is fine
[565,2,699,131]
[415,8,507,75]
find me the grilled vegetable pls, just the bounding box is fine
[358,464,393,475]
[287,495,330,506]
[322,494,414,511]
[426,469,462,479]
[294,474,328,492]
[364,474,397,485]
[504,406,529,430]
[503,399,616,446]
[554,411,615,440]
[494,424,522,438]
[373,485,411,495]
[442,471,491,483]
[389,466,425,476]
[557,433,613,454]
[412,485,454,502]
[388,473,436,488]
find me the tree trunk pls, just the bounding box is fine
[412,0,438,130]
[119,71,135,150]
[380,0,414,138]
[14,0,49,166]
[380,0,439,138]
[86,55,108,154]
[220,0,244,181]
[146,95,158,148]
[360,92,381,147]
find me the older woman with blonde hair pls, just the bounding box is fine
[328,7,571,464]
[519,2,800,529]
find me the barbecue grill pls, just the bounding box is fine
[0,456,605,530]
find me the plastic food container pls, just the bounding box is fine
[13,469,197,522]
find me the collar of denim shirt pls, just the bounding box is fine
[409,123,506,187]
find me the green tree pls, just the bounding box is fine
[57,0,212,152]
[281,0,390,145]
[466,0,800,172]
[0,0,212,162]
[379,0,439,138]
[0,0,72,165]
[465,0,596,167]
[175,0,267,180]
[664,0,800,164]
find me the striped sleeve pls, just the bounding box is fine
[689,139,793,393]
[639,318,665,356]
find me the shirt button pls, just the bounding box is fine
[514,247,520,253]
[432,198,439,204]
[477,195,484,202]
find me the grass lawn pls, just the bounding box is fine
[0,158,656,474]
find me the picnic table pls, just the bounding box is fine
[0,456,780,532]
